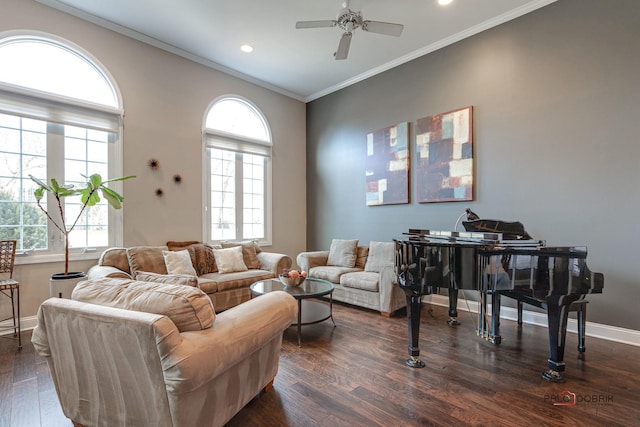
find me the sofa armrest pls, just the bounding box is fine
[256,251,292,275]
[159,291,297,394]
[87,265,132,280]
[378,265,406,315]
[296,251,329,272]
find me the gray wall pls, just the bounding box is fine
[306,0,640,330]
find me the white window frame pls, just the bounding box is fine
[202,96,272,246]
[0,31,124,265]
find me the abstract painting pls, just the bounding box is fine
[365,122,409,206]
[415,106,473,203]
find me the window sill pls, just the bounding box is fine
[14,250,101,266]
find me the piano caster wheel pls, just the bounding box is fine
[406,356,425,368]
[447,317,460,327]
[541,369,566,383]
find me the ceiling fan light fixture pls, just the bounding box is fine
[240,44,254,53]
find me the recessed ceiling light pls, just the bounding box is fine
[240,44,254,53]
[438,0,453,5]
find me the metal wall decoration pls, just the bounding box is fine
[415,106,473,203]
[365,122,410,206]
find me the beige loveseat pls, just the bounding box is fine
[296,239,405,316]
[87,241,292,312]
[32,278,297,427]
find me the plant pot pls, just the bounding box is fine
[50,272,87,299]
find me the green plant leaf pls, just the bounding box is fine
[101,188,122,209]
[34,187,45,202]
[88,173,102,188]
[79,188,100,206]
[102,175,136,184]
[29,175,52,192]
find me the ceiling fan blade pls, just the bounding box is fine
[296,20,337,29]
[362,20,404,37]
[334,32,352,60]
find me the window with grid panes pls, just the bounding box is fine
[203,97,271,244]
[0,33,123,261]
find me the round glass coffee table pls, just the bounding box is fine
[250,278,335,346]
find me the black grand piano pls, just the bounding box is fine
[394,216,604,383]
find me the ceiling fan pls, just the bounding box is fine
[295,0,404,60]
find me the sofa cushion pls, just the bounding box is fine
[163,250,197,276]
[99,247,130,274]
[135,271,198,287]
[199,269,275,292]
[221,242,261,269]
[127,246,168,276]
[327,239,358,268]
[355,246,369,270]
[71,278,215,332]
[309,266,360,283]
[364,241,394,273]
[340,271,380,292]
[167,241,217,275]
[213,246,248,274]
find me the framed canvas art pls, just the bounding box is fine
[365,122,409,206]
[415,106,473,203]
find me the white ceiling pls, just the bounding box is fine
[36,0,556,102]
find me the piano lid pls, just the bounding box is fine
[403,229,543,247]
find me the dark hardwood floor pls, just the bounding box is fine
[2,302,639,426]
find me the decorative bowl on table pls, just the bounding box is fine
[279,270,307,287]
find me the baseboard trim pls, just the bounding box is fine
[0,316,38,336]
[425,294,640,347]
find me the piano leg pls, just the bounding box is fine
[477,291,502,344]
[574,301,587,353]
[541,300,570,383]
[490,291,502,345]
[447,288,460,326]
[517,301,524,326]
[406,294,425,368]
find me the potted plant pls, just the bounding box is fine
[29,173,135,296]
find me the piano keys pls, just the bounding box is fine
[394,230,604,382]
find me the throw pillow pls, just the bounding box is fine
[72,278,215,332]
[126,246,168,276]
[355,246,369,270]
[213,246,248,274]
[364,241,395,272]
[163,249,197,276]
[327,239,358,268]
[98,247,131,273]
[221,242,261,269]
[135,271,198,287]
[167,241,217,275]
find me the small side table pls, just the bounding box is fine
[250,278,335,346]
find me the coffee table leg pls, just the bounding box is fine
[297,299,302,347]
[329,292,336,327]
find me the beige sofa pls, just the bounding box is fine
[87,241,292,312]
[296,239,405,316]
[32,278,297,427]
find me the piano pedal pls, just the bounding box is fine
[541,369,566,383]
[447,317,460,326]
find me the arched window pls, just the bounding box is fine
[0,32,124,261]
[203,97,272,243]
